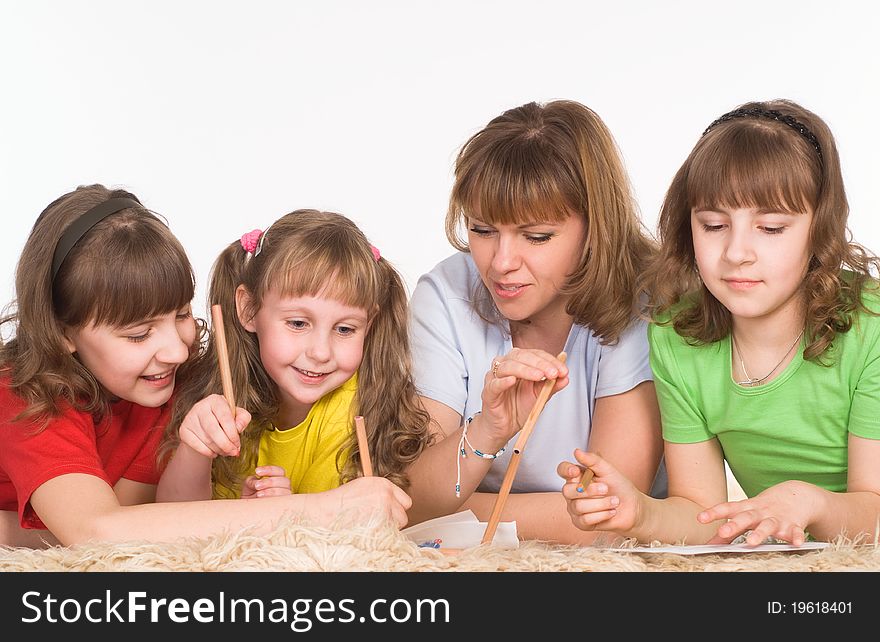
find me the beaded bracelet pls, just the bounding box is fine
[455,411,506,497]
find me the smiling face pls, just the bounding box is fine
[467,213,587,326]
[691,206,813,327]
[237,287,368,427]
[64,306,196,407]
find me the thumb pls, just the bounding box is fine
[572,449,616,479]
[235,408,252,433]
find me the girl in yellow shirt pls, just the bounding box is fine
[159,210,431,517]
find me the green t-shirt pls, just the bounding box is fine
[649,292,880,498]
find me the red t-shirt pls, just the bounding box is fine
[0,381,168,529]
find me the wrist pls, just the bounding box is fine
[463,412,511,452]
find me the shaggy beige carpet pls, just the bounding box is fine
[1,517,878,572]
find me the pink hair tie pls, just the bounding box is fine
[240,229,263,255]
[370,245,381,262]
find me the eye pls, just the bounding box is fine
[336,325,357,336]
[286,319,309,330]
[127,330,152,343]
[468,226,496,237]
[701,224,726,232]
[525,233,553,244]
[760,226,785,235]
[176,309,193,321]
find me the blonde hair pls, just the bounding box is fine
[165,210,432,492]
[446,100,656,343]
[642,99,879,359]
[0,184,198,426]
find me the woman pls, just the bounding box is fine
[406,100,665,544]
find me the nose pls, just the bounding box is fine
[155,324,191,366]
[305,331,332,364]
[490,232,521,275]
[722,223,757,265]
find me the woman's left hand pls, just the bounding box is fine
[698,480,826,546]
[240,465,292,499]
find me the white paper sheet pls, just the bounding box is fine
[611,541,830,555]
[402,509,519,549]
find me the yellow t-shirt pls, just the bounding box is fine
[214,374,356,498]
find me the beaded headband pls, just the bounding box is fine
[702,107,823,164]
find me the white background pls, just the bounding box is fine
[1,1,877,323]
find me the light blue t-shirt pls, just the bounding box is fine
[410,252,663,494]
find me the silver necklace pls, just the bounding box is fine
[731,329,804,387]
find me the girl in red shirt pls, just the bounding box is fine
[0,184,409,547]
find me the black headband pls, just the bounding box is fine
[702,107,823,164]
[51,197,141,281]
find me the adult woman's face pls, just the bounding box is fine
[467,213,587,325]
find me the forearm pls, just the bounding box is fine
[808,489,880,542]
[406,417,508,525]
[156,443,214,502]
[463,492,605,545]
[633,495,722,544]
[86,493,328,545]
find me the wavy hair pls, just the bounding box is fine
[642,99,879,359]
[445,100,656,343]
[0,184,199,427]
[164,210,432,492]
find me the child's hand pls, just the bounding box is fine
[322,477,412,529]
[240,466,292,499]
[558,449,641,532]
[480,348,569,442]
[179,394,251,458]
[698,480,824,546]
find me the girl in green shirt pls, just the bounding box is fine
[559,100,880,546]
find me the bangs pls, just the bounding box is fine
[57,218,195,328]
[455,137,580,225]
[688,125,819,215]
[261,237,379,311]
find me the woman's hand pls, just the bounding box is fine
[480,348,569,443]
[698,480,827,546]
[179,394,251,458]
[240,465,292,498]
[558,449,644,532]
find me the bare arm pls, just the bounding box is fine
[156,394,251,502]
[156,442,214,502]
[29,472,412,546]
[699,434,880,544]
[0,510,59,548]
[405,398,503,524]
[561,437,729,544]
[826,434,880,540]
[468,381,664,544]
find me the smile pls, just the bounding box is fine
[293,367,331,383]
[139,370,175,388]
[493,282,529,299]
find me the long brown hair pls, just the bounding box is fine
[164,210,432,492]
[0,184,198,425]
[642,99,879,360]
[446,100,656,343]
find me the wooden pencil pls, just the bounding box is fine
[354,415,373,477]
[481,352,567,544]
[210,304,236,419]
[576,467,594,493]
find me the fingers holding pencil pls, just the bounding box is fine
[558,449,642,533]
